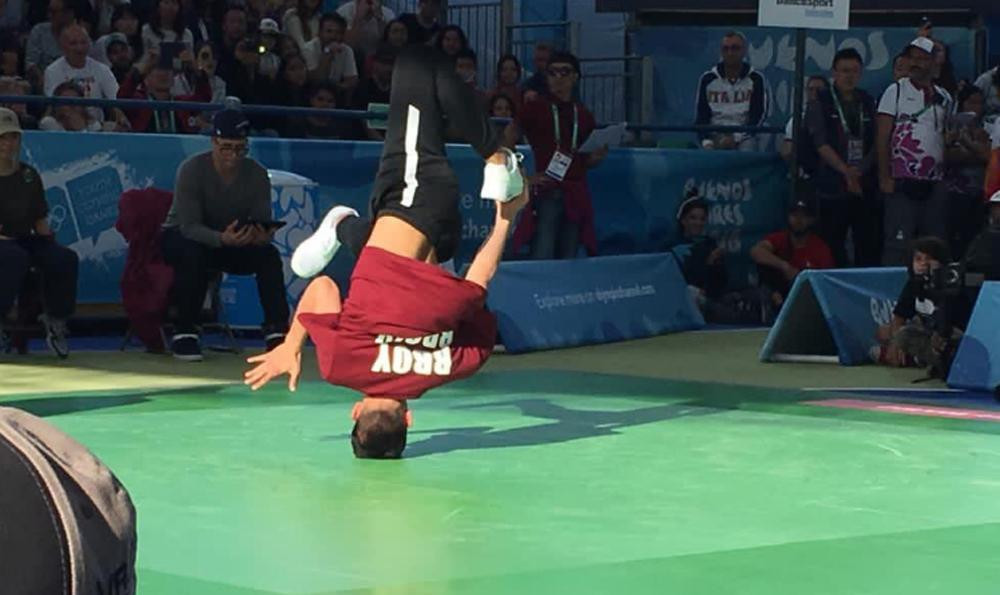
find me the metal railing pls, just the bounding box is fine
[577,56,654,127]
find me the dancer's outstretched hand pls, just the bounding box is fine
[245,343,302,392]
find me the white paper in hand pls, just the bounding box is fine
[578,122,626,153]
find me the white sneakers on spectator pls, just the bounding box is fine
[38,314,69,359]
[291,205,360,278]
[481,147,524,202]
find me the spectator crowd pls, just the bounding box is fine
[0,0,553,140]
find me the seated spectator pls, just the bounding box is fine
[39,80,113,131]
[671,191,728,310]
[173,40,227,104]
[304,13,358,99]
[522,42,552,103]
[973,62,999,119]
[141,0,194,64]
[489,54,523,114]
[362,17,406,76]
[872,236,964,375]
[1,35,21,77]
[285,81,358,140]
[352,43,394,140]
[504,51,607,260]
[104,4,143,63]
[93,33,135,82]
[398,0,441,46]
[256,18,283,81]
[44,24,121,124]
[118,49,210,134]
[0,108,78,358]
[338,0,395,58]
[283,0,322,54]
[26,0,76,87]
[270,53,310,134]
[750,196,834,311]
[490,93,514,119]
[945,83,992,258]
[216,7,263,105]
[455,48,480,93]
[694,31,769,151]
[0,76,39,130]
[277,34,301,60]
[161,109,290,361]
[433,24,467,59]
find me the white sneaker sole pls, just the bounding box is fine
[172,352,204,362]
[291,206,359,278]
[481,149,524,203]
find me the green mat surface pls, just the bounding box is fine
[2,331,995,594]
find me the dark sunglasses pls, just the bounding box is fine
[547,66,574,78]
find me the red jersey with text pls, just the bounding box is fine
[297,247,496,399]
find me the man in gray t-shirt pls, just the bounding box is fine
[162,109,289,361]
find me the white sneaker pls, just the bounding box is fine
[481,148,524,203]
[39,314,69,359]
[291,205,359,278]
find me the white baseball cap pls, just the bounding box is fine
[259,18,280,35]
[909,37,935,54]
[0,107,21,136]
[989,190,1000,204]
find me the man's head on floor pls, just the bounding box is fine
[350,397,413,459]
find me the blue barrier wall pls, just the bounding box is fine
[20,131,787,304]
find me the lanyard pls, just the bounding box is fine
[551,103,579,151]
[910,85,941,131]
[830,86,863,139]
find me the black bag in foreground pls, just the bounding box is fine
[0,407,136,595]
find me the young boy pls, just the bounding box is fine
[243,44,524,459]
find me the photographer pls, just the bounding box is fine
[872,236,965,375]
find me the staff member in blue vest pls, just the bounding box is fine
[805,48,879,267]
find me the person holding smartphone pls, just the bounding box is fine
[161,109,290,361]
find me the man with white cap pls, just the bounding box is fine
[876,36,954,265]
[0,107,79,358]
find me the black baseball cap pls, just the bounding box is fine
[213,109,250,139]
[788,197,816,216]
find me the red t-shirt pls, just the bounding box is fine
[517,96,596,181]
[298,247,496,399]
[764,231,835,270]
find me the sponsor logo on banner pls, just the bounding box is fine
[758,0,850,31]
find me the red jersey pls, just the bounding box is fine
[298,247,496,399]
[764,231,835,271]
[517,96,596,181]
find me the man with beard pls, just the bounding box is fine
[750,196,835,311]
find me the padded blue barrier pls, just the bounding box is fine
[20,131,787,305]
[487,253,704,353]
[948,282,1000,392]
[759,268,909,366]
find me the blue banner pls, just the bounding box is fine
[487,253,704,353]
[948,282,1000,392]
[632,26,976,148]
[20,131,787,304]
[761,268,908,365]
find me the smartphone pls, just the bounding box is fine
[238,218,286,231]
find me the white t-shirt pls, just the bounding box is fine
[302,38,358,83]
[43,56,120,122]
[877,78,952,181]
[337,1,396,55]
[974,67,1000,119]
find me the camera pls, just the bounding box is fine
[917,261,967,296]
